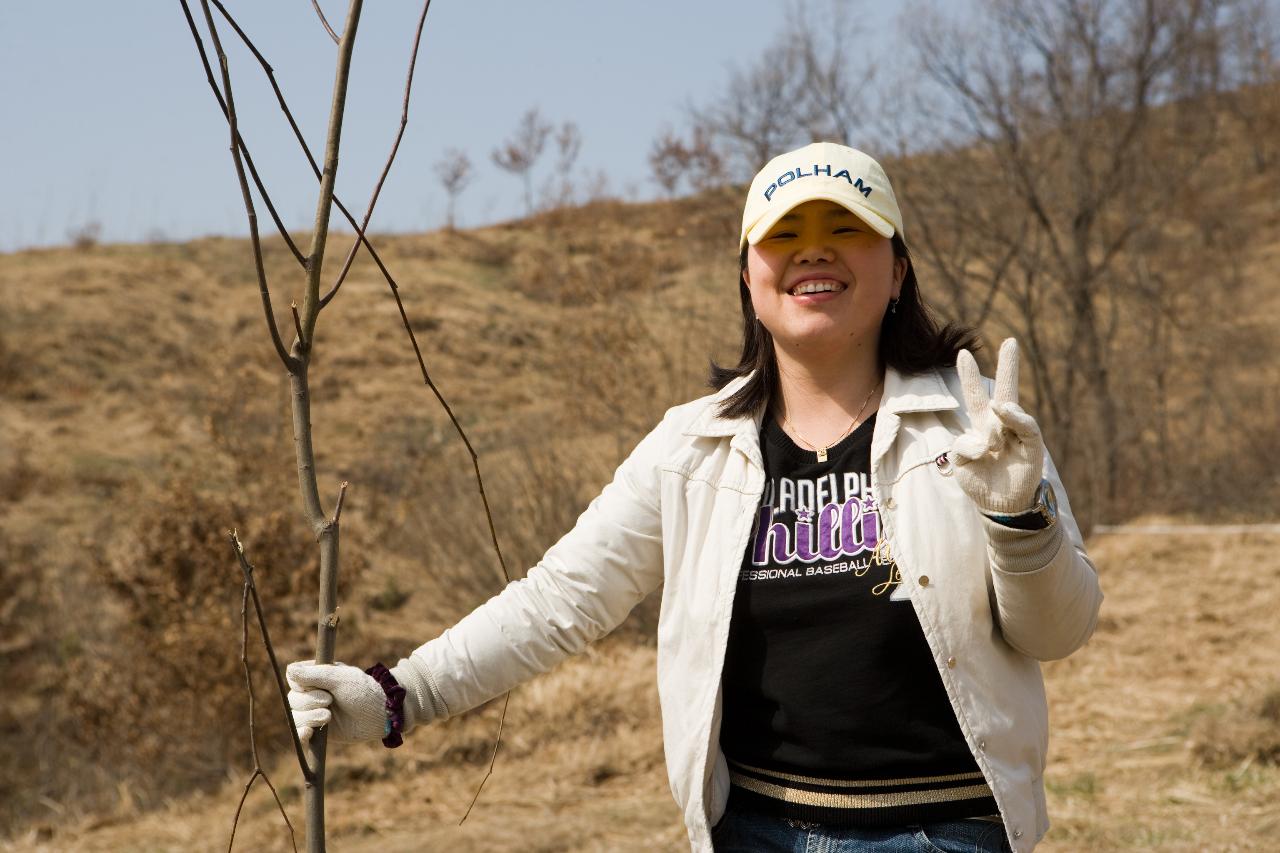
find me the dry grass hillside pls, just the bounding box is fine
[1,134,1279,850]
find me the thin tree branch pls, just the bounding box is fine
[210,0,317,179]
[458,691,509,825]
[291,302,307,351]
[230,531,315,785]
[228,768,261,853]
[192,0,297,370]
[310,0,341,44]
[177,0,306,267]
[298,0,364,344]
[228,559,300,853]
[382,254,513,587]
[320,0,433,308]
[330,481,349,526]
[208,0,413,317]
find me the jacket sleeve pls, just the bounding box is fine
[389,410,674,730]
[984,446,1103,662]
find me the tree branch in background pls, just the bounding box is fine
[193,0,296,370]
[540,121,583,208]
[900,0,1241,522]
[692,40,807,177]
[435,148,474,229]
[648,128,685,197]
[662,0,871,182]
[310,0,341,44]
[492,108,552,215]
[322,0,434,308]
[227,532,302,853]
[647,124,726,198]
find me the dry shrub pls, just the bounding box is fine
[0,535,52,833]
[0,330,36,399]
[0,442,39,504]
[67,221,102,250]
[64,478,366,810]
[550,299,708,444]
[510,234,657,305]
[1189,684,1280,769]
[368,438,661,640]
[447,228,517,268]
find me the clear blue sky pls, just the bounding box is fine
[0,1,908,252]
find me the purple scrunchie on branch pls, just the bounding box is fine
[364,662,406,748]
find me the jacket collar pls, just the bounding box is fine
[684,366,958,436]
[683,366,960,470]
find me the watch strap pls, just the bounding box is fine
[983,480,1056,530]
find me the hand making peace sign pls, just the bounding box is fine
[951,338,1047,516]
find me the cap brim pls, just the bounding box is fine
[743,189,896,249]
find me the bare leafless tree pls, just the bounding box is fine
[898,0,1248,521]
[181,1,515,848]
[554,121,582,173]
[647,124,727,197]
[684,0,877,178]
[684,125,728,192]
[543,120,583,208]
[648,127,687,197]
[434,148,473,230]
[492,107,553,215]
[692,40,810,179]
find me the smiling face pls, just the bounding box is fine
[743,199,906,361]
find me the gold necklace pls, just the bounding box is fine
[783,378,882,463]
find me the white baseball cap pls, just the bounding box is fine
[739,142,904,250]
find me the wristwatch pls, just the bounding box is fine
[984,479,1058,531]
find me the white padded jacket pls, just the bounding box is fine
[392,365,1103,852]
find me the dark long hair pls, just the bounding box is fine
[708,234,978,419]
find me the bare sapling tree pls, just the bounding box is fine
[682,125,728,193]
[545,121,582,208]
[492,107,553,215]
[181,1,517,849]
[435,148,474,230]
[900,0,1243,521]
[648,127,687,197]
[648,124,728,198]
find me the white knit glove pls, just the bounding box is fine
[951,338,1045,515]
[286,660,389,745]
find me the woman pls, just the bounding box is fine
[287,142,1103,853]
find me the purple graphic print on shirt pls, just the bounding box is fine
[751,495,882,565]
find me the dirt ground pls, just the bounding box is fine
[5,525,1278,852]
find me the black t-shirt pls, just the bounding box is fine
[718,412,998,826]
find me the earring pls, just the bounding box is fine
[890,298,899,315]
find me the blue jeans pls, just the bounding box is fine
[711,800,1012,853]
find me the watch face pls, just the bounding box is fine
[1041,481,1058,519]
